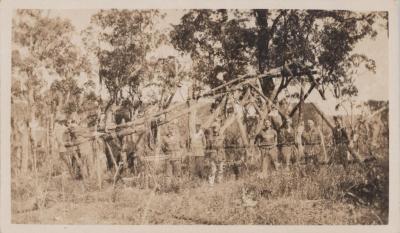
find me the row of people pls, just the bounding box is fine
[159,115,353,186]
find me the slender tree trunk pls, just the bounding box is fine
[20,122,30,175]
[46,116,50,162]
[188,86,196,150]
[298,83,304,122]
[22,86,36,175]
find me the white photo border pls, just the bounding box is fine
[1,0,399,232]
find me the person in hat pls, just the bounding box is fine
[254,119,278,176]
[205,122,225,185]
[301,119,322,165]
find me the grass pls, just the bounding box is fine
[11,153,388,225]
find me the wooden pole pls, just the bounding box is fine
[64,70,320,150]
[298,84,304,122]
[105,141,118,170]
[220,115,236,134]
[197,69,317,99]
[201,96,227,129]
[93,139,102,189]
[289,82,316,117]
[198,69,281,98]
[64,101,208,149]
[220,93,251,146]
[309,103,334,129]
[365,105,388,121]
[46,116,50,163]
[309,103,360,159]
[319,128,329,163]
[247,84,287,119]
[188,85,197,150]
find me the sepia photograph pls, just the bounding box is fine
[5,6,396,227]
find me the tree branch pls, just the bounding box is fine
[289,82,316,117]
[269,10,287,37]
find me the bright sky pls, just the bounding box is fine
[48,9,389,111]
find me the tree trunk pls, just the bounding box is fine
[298,84,304,122]
[188,86,196,150]
[20,122,30,175]
[255,10,275,98]
[22,86,36,175]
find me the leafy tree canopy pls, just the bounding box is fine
[12,10,91,118]
[85,9,181,110]
[170,9,386,101]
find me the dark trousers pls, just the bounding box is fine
[332,143,348,168]
[188,156,205,179]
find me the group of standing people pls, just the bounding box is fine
[160,121,226,186]
[255,115,358,176]
[255,118,319,176]
[53,99,381,191]
[52,93,384,191]
[158,112,355,187]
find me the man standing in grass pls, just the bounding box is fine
[206,122,225,186]
[279,118,296,170]
[351,117,371,162]
[244,100,258,137]
[161,124,184,186]
[301,120,322,165]
[332,116,350,168]
[255,119,279,177]
[190,123,206,179]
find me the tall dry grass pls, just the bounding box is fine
[11,151,388,225]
